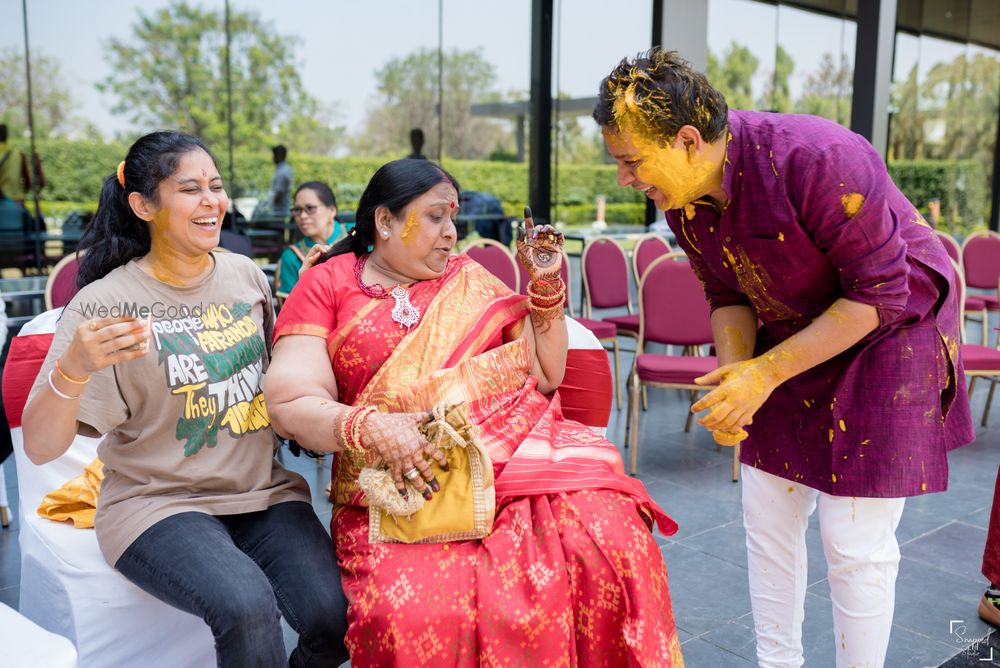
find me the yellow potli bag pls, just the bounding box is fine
[37,458,104,529]
[357,403,495,544]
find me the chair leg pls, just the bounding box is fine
[732,442,740,482]
[969,376,978,396]
[613,339,622,410]
[684,390,697,433]
[984,379,998,427]
[630,375,640,476]
[984,311,990,347]
[642,385,648,411]
[624,368,632,452]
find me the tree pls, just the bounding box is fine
[758,45,794,112]
[0,47,76,139]
[351,47,510,160]
[100,2,342,153]
[707,42,759,110]
[794,52,853,126]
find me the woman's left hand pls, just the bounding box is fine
[515,206,564,283]
[299,244,330,276]
[691,356,783,433]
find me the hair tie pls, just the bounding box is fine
[116,161,126,188]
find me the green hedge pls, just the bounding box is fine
[886,160,988,234]
[17,139,991,233]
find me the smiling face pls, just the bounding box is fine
[292,188,336,243]
[375,181,458,281]
[602,124,723,211]
[133,148,227,258]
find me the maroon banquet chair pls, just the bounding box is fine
[518,256,623,408]
[581,236,640,340]
[953,257,1000,427]
[625,253,736,479]
[938,230,988,338]
[631,232,674,289]
[961,231,1000,346]
[462,239,519,292]
[44,252,83,310]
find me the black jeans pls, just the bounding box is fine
[116,501,349,667]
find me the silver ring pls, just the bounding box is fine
[403,467,421,480]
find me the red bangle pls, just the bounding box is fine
[340,405,378,452]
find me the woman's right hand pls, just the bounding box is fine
[59,316,150,379]
[299,244,330,276]
[360,411,448,500]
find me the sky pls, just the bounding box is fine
[0,0,953,142]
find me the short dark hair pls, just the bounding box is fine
[593,48,729,144]
[0,124,7,142]
[272,145,287,162]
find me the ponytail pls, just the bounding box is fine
[76,131,215,288]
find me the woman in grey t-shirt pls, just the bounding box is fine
[23,131,347,667]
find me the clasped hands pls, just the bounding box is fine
[691,356,783,446]
[360,411,448,502]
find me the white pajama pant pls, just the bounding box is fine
[741,464,906,668]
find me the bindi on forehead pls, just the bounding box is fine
[450,200,455,209]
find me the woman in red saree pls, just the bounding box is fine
[264,159,684,667]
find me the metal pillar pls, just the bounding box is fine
[529,0,553,224]
[850,0,897,155]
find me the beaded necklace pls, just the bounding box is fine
[353,253,420,328]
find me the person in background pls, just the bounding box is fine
[20,130,348,667]
[269,144,293,217]
[275,181,343,304]
[596,48,973,668]
[406,127,427,160]
[0,123,44,208]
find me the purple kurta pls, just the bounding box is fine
[665,110,975,498]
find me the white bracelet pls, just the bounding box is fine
[48,368,83,400]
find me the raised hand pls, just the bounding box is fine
[360,411,449,501]
[515,206,564,283]
[299,244,330,276]
[59,316,150,380]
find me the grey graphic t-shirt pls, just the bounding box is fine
[30,252,310,565]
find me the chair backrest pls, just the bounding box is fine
[961,231,1000,289]
[517,253,572,317]
[935,230,961,263]
[44,252,82,310]
[2,309,102,513]
[581,236,631,316]
[462,239,519,292]
[559,317,613,435]
[632,233,673,288]
[638,253,714,348]
[948,257,967,342]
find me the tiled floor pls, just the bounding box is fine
[3,277,1000,666]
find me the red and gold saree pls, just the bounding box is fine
[275,253,683,667]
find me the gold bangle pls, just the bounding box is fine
[55,359,90,384]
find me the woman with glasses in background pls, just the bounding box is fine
[275,181,343,304]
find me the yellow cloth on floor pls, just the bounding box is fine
[37,458,104,529]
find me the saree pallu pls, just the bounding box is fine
[329,256,683,667]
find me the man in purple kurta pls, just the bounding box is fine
[595,48,975,668]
